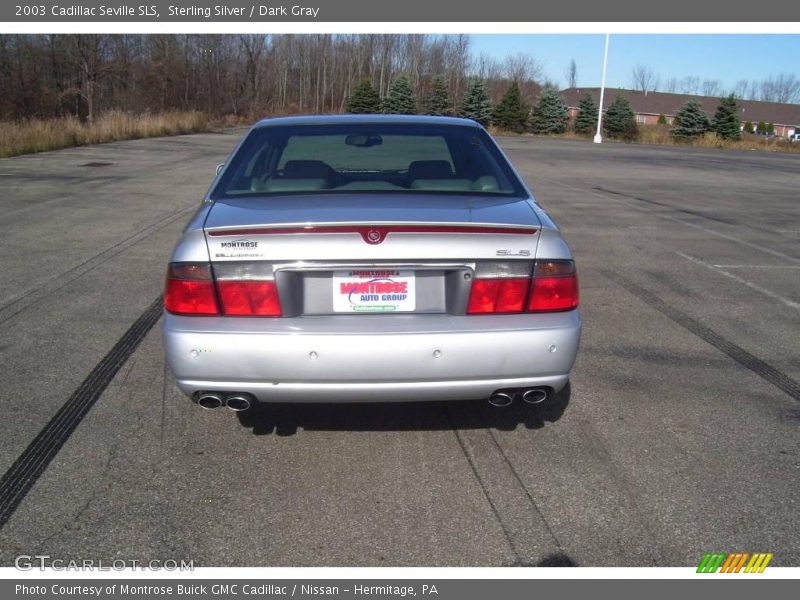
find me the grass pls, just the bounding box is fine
[636,124,800,152]
[492,124,800,154]
[0,111,215,158]
[3,114,798,159]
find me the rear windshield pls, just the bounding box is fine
[211,123,526,198]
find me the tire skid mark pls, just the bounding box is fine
[0,204,193,326]
[0,137,231,322]
[478,413,567,557]
[443,403,565,566]
[442,404,522,564]
[0,296,163,530]
[595,187,740,228]
[570,415,664,565]
[601,269,800,403]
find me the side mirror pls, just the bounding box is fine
[216,163,225,176]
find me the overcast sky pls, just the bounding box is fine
[470,35,800,92]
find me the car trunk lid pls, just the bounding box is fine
[204,194,540,261]
[203,194,540,316]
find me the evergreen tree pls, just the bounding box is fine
[756,121,767,134]
[460,77,493,126]
[671,100,711,139]
[767,123,775,134]
[603,94,638,140]
[346,80,381,114]
[657,113,667,125]
[492,81,529,133]
[573,92,598,134]
[423,75,450,116]
[744,121,754,134]
[530,87,569,134]
[712,94,741,140]
[382,75,417,115]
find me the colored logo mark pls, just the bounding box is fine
[697,552,773,573]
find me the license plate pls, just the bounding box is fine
[332,269,416,313]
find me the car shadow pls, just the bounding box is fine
[236,383,571,436]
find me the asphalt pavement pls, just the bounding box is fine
[0,133,797,567]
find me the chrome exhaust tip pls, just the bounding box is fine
[488,392,514,407]
[224,394,252,412]
[522,388,548,405]
[196,393,223,410]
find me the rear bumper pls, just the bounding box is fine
[163,311,581,402]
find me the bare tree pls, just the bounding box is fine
[444,34,470,111]
[759,73,800,104]
[731,79,749,99]
[239,35,266,115]
[474,52,502,81]
[15,34,748,125]
[66,35,111,123]
[565,58,577,88]
[503,52,543,84]
[679,76,700,95]
[701,79,721,97]
[747,80,760,101]
[630,64,659,93]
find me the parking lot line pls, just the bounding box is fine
[544,178,800,265]
[713,265,800,269]
[676,252,800,311]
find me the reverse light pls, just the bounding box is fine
[216,280,282,316]
[467,278,529,314]
[214,262,282,316]
[467,261,532,314]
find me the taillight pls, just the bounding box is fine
[164,261,283,317]
[466,260,578,315]
[213,263,282,316]
[528,260,579,312]
[467,279,529,314]
[164,263,219,315]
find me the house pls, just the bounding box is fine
[560,87,800,138]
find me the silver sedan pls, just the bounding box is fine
[162,115,581,411]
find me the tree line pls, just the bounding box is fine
[629,64,800,104]
[570,92,748,141]
[0,34,549,122]
[387,74,748,142]
[345,75,641,140]
[1,34,785,145]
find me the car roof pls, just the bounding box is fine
[252,114,482,129]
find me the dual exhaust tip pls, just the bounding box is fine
[488,387,549,407]
[195,392,253,412]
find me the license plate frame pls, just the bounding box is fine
[332,269,416,313]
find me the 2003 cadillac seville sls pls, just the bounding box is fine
[162,115,581,411]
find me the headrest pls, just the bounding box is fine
[407,160,454,180]
[283,160,335,180]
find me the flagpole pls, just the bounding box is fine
[594,33,610,144]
